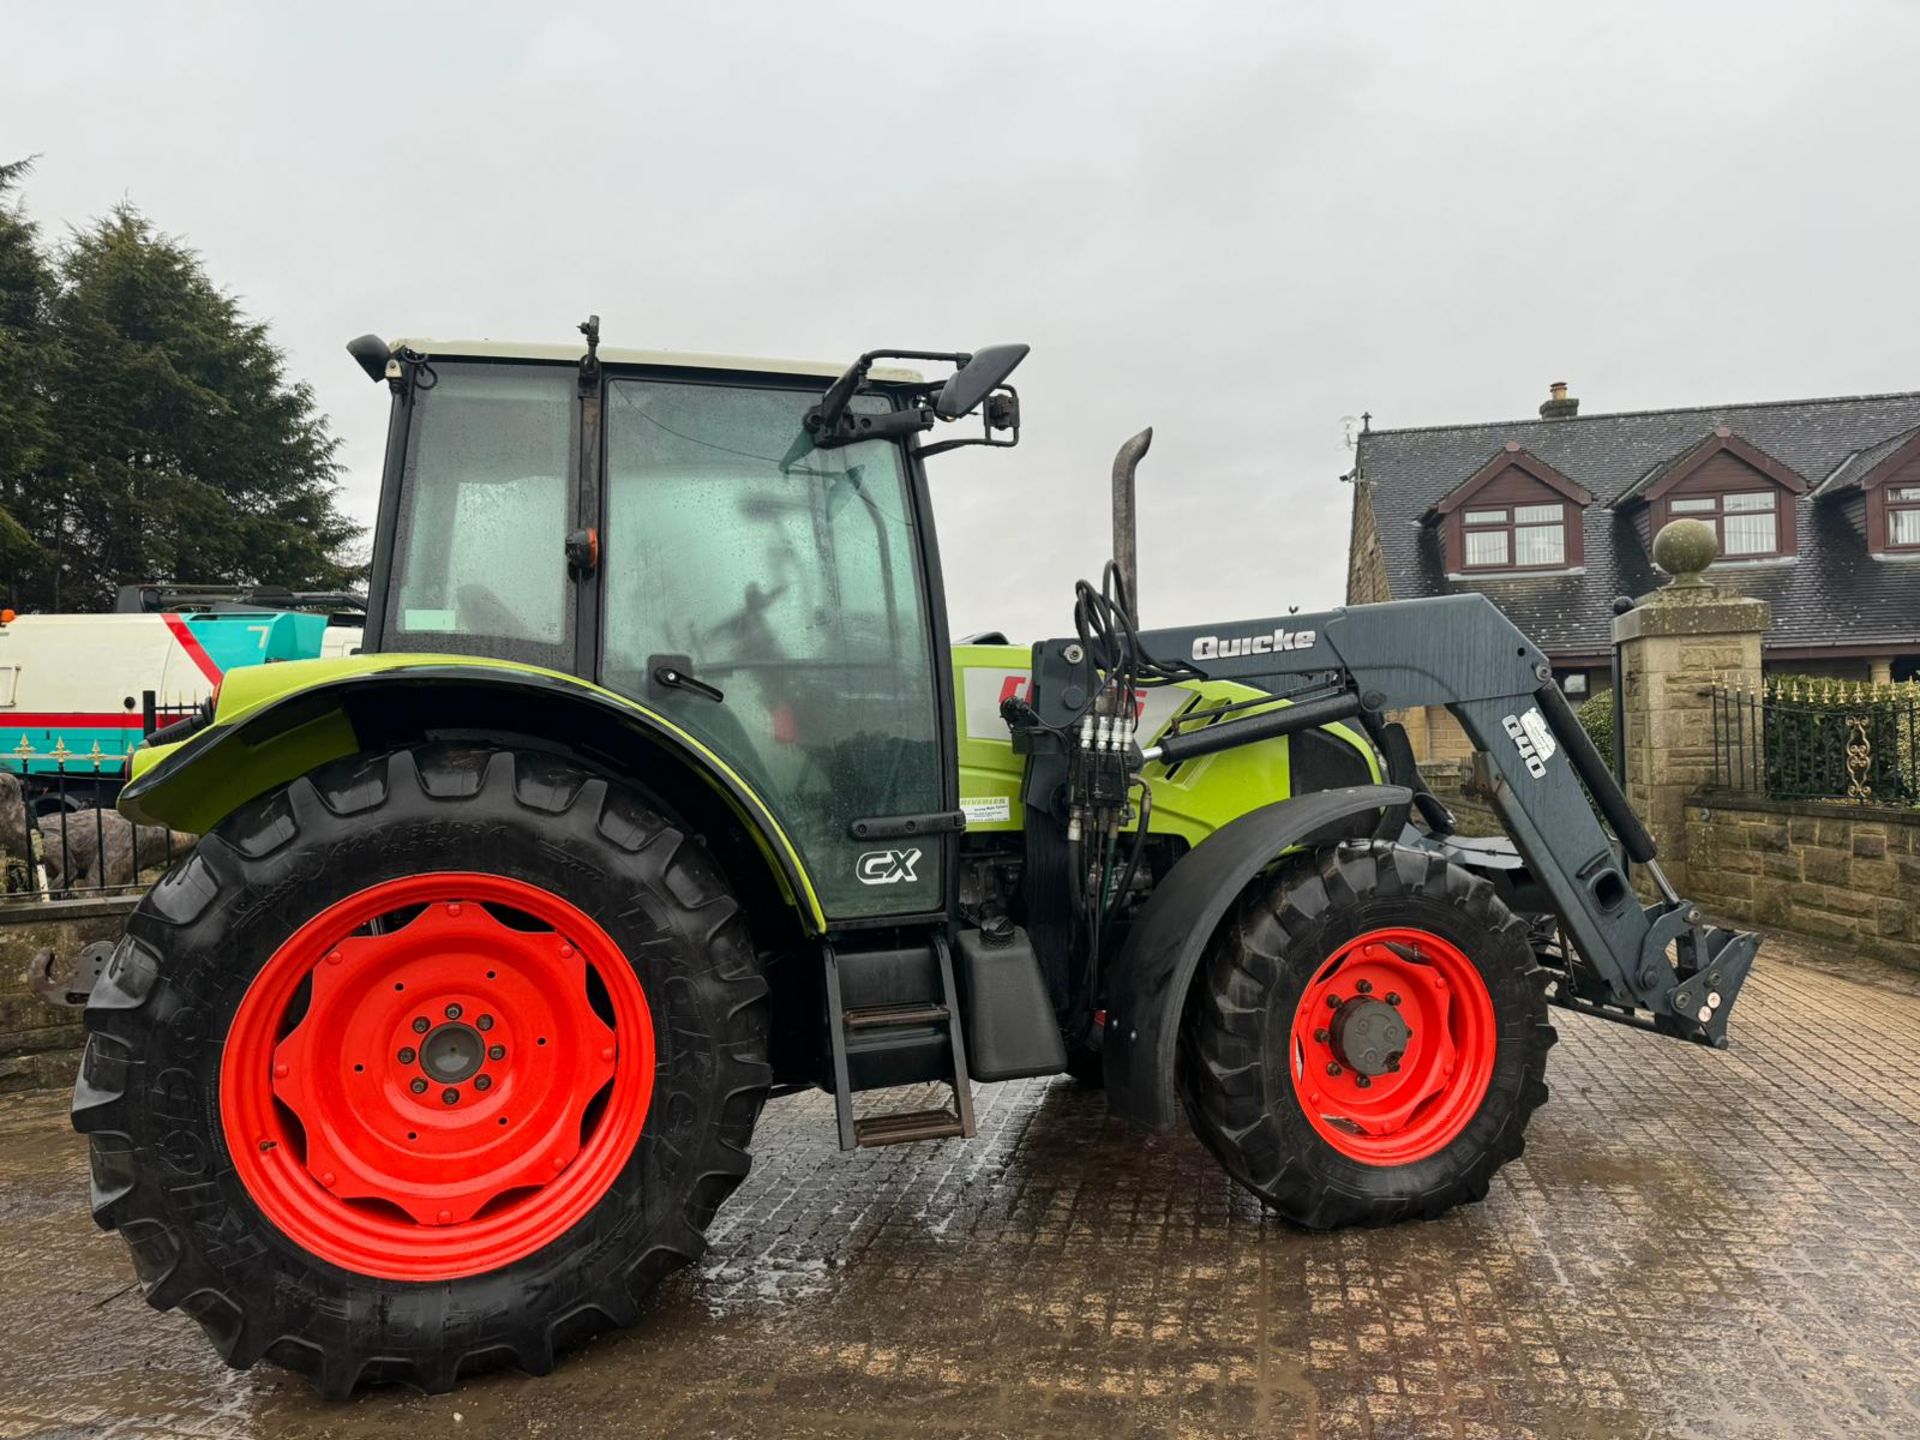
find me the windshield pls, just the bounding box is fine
[601,380,944,917]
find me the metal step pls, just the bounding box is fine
[843,1002,949,1030]
[854,1107,967,1147]
[823,935,976,1152]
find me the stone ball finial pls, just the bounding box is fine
[1652,518,1718,587]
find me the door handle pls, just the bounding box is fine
[565,528,599,576]
[650,657,724,704]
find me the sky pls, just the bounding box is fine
[4,1,1919,642]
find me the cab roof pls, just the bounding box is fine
[390,338,923,385]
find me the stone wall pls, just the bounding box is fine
[0,899,133,1092]
[1686,793,1920,970]
[1345,483,1392,605]
[1614,587,1768,889]
[1416,761,1503,837]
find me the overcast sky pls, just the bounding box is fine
[5,2,1918,641]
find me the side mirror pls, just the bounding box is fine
[934,343,1030,421]
[347,333,391,384]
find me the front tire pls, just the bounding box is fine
[1180,840,1554,1229]
[73,745,770,1396]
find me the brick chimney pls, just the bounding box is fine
[1539,380,1579,420]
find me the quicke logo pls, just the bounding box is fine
[1191,627,1317,661]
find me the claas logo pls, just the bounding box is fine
[1000,672,1148,720]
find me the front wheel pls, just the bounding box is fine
[74,746,770,1396]
[1180,840,1554,1228]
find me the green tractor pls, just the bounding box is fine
[72,322,1759,1395]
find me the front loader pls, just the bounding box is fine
[70,324,1759,1395]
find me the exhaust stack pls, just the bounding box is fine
[1112,428,1153,617]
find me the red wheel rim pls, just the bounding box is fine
[221,873,655,1281]
[1287,926,1495,1166]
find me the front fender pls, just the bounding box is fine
[1101,784,1411,1130]
[119,654,826,930]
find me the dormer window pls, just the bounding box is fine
[1891,486,1920,549]
[1463,502,1568,569]
[1613,428,1807,563]
[1426,444,1592,576]
[1667,490,1779,557]
[1809,424,1920,557]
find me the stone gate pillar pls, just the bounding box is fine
[1612,522,1770,889]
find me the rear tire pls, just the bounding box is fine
[73,745,770,1396]
[1180,840,1553,1228]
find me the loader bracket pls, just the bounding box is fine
[1649,910,1758,1048]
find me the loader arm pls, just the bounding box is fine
[1026,592,1759,1049]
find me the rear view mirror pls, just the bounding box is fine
[934,343,1030,421]
[346,333,391,384]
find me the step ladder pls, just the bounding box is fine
[822,935,977,1150]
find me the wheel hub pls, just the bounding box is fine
[1288,926,1497,1166]
[418,1021,485,1084]
[1329,997,1410,1077]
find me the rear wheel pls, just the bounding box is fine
[74,745,769,1396]
[1180,840,1553,1228]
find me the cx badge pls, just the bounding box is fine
[856,848,923,886]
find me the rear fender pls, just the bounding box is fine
[1101,784,1411,1130]
[119,657,826,931]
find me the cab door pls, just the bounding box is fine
[595,376,950,921]
[373,363,586,671]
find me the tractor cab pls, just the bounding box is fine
[358,330,1023,919]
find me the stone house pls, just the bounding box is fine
[1346,383,1920,760]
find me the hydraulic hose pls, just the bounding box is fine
[1532,681,1657,864]
[1142,693,1365,767]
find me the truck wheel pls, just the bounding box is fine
[1180,840,1553,1228]
[73,746,769,1396]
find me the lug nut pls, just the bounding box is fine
[442,1088,460,1105]
[1385,1057,1401,1073]
[410,1078,428,1094]
[475,1075,492,1092]
[1355,1075,1372,1089]
[1326,1062,1342,1077]
[488,1044,506,1061]
[1326,994,1341,1009]
[1356,979,1373,994]
[1313,1028,1330,1044]
[398,1047,416,1064]
[1385,993,1401,1007]
[477,1015,494,1032]
[445,1003,463,1021]
[412,1016,430,1034]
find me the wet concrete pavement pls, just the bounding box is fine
[4,932,1920,1439]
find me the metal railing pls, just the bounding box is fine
[0,691,201,899]
[1710,678,1920,807]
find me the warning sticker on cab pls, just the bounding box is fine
[960,795,1013,826]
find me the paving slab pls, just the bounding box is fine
[1,931,1917,1439]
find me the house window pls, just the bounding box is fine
[1667,490,1780,557]
[1890,485,1920,549]
[1461,502,1567,571]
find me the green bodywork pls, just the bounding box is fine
[951,644,1378,843]
[121,652,830,928]
[124,648,1379,924]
